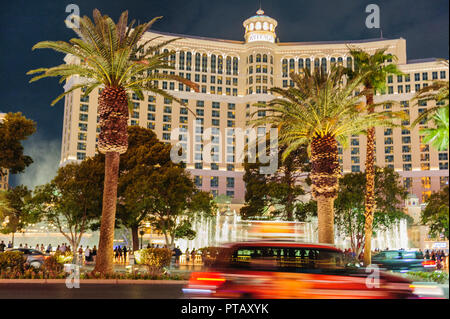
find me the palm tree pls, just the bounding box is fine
[251,66,402,244]
[27,9,198,274]
[412,60,449,151]
[348,47,403,265]
[419,106,449,151]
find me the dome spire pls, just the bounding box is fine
[257,0,264,15]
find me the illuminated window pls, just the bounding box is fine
[422,191,431,202]
[403,164,412,171]
[210,176,219,188]
[403,177,412,189]
[420,153,430,161]
[421,177,431,189]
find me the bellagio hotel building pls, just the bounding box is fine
[60,9,449,206]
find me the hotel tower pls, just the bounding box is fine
[60,9,449,206]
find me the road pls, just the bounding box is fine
[0,283,185,299]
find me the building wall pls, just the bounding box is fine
[59,13,448,205]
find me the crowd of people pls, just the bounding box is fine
[424,249,447,269]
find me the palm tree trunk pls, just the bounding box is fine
[364,91,376,266]
[310,135,340,244]
[93,152,120,274]
[317,196,335,244]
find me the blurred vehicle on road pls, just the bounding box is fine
[372,250,436,272]
[7,248,50,269]
[183,241,417,299]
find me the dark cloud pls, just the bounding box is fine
[1,0,448,186]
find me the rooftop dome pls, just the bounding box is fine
[243,9,278,43]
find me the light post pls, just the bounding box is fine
[139,230,145,249]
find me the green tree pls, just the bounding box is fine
[28,9,198,274]
[115,127,172,251]
[32,158,104,264]
[0,185,38,245]
[241,145,310,221]
[421,186,449,240]
[0,112,36,175]
[251,66,402,244]
[334,167,410,256]
[122,165,215,248]
[348,47,403,265]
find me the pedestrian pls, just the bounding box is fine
[174,246,182,265]
[425,250,430,259]
[85,246,91,264]
[24,243,28,248]
[185,248,190,263]
[35,244,39,250]
[118,246,123,263]
[56,244,60,252]
[60,243,66,253]
[46,244,52,253]
[19,243,23,248]
[0,241,5,252]
[114,247,119,262]
[7,241,12,249]
[147,243,151,249]
[78,245,83,264]
[123,246,128,263]
[92,245,97,263]
[191,248,196,265]
[40,244,45,252]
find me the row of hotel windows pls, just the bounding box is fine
[281,57,353,77]
[387,71,447,83]
[247,54,274,64]
[147,70,240,95]
[160,50,239,75]
[404,176,449,202]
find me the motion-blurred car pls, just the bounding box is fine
[183,241,417,299]
[371,250,436,272]
[7,248,50,269]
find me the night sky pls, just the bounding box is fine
[1,0,448,188]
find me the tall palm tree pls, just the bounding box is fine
[412,60,449,152]
[27,9,198,274]
[348,47,403,266]
[252,66,402,244]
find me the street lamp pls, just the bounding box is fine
[139,230,145,249]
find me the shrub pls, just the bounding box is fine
[43,255,64,273]
[403,271,449,284]
[134,248,172,275]
[0,251,26,272]
[53,251,73,264]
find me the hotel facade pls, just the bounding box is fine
[60,10,449,206]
